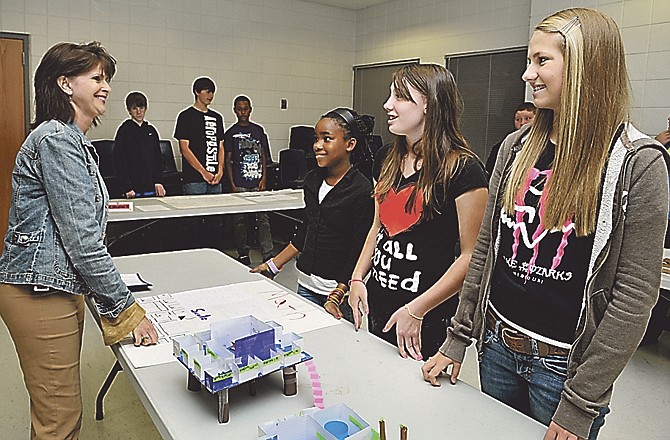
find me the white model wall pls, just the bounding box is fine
[354,0,670,137]
[0,0,357,160]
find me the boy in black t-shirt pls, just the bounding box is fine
[173,77,225,249]
[174,77,225,195]
[224,95,273,264]
[485,102,536,176]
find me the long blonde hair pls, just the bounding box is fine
[376,64,475,218]
[502,8,630,236]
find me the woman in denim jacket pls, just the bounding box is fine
[0,42,157,439]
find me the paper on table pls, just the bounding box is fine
[120,279,340,368]
[136,204,171,212]
[161,194,256,209]
[245,194,298,203]
[121,273,153,292]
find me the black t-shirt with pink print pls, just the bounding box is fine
[489,142,595,347]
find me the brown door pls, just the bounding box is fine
[0,36,28,253]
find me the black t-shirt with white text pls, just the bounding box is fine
[224,122,269,188]
[174,106,224,183]
[368,146,488,324]
[489,142,595,346]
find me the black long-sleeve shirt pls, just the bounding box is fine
[293,167,374,285]
[113,119,163,194]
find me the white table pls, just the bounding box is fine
[105,249,546,439]
[661,249,670,291]
[108,189,305,222]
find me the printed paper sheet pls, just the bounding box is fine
[120,280,340,368]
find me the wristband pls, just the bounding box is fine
[404,304,424,321]
[266,258,280,275]
[348,278,364,287]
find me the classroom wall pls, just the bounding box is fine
[354,0,670,137]
[530,0,670,137]
[2,0,669,157]
[355,0,531,65]
[0,0,357,161]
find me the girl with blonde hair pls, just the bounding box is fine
[422,8,669,440]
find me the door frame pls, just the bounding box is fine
[0,32,30,134]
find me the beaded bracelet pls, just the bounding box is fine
[324,299,340,309]
[332,287,347,296]
[328,288,346,306]
[404,304,424,321]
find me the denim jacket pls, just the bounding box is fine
[0,120,134,318]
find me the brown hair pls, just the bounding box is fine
[32,41,116,129]
[376,64,475,218]
[515,102,537,114]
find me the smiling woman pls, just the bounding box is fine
[62,67,111,131]
[0,41,158,439]
[32,42,115,133]
[522,31,564,114]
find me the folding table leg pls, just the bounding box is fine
[95,360,123,421]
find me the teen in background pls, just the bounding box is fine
[113,91,166,198]
[174,77,224,195]
[422,9,669,440]
[485,102,537,176]
[252,108,374,323]
[0,41,157,440]
[655,114,670,148]
[225,95,273,265]
[348,64,488,361]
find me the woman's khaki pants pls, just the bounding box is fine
[0,283,84,439]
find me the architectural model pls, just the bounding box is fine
[172,315,312,423]
[258,403,378,440]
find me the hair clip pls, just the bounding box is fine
[558,16,580,37]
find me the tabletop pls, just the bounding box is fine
[109,249,546,439]
[108,189,304,222]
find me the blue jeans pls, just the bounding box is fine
[480,328,609,439]
[183,182,222,195]
[296,284,354,324]
[181,182,223,248]
[232,187,273,260]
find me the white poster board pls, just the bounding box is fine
[120,280,340,368]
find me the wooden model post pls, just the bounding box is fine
[282,365,297,395]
